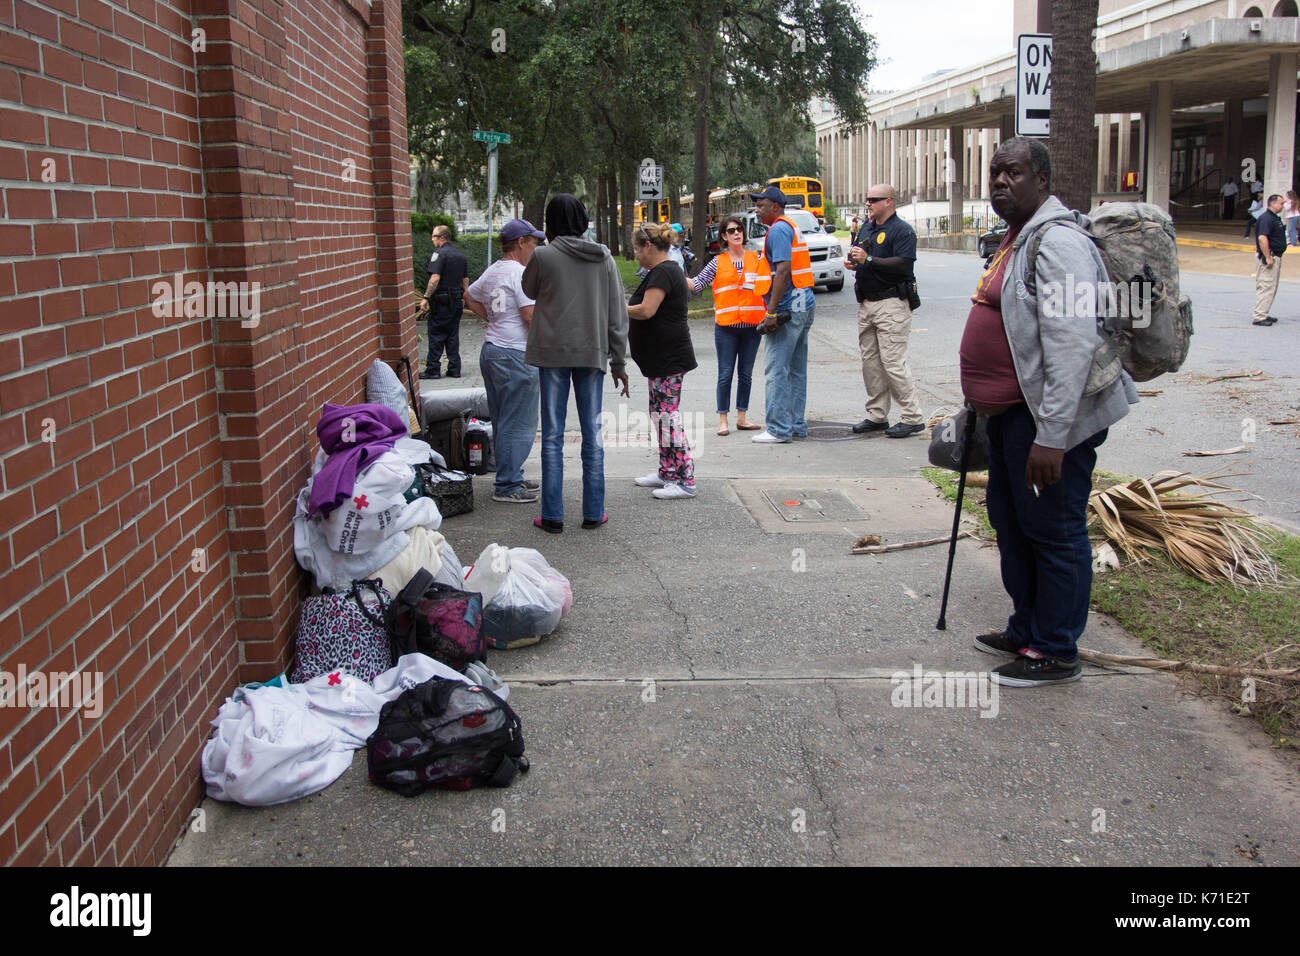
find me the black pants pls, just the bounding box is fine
[426,304,462,374]
[1223,195,1235,220]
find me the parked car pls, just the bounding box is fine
[740,207,844,292]
[977,219,1009,260]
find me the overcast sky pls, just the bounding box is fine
[863,0,1014,92]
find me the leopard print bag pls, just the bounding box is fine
[289,579,394,684]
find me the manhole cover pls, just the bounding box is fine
[803,419,871,441]
[761,488,867,522]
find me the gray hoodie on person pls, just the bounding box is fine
[1000,196,1139,451]
[521,237,629,377]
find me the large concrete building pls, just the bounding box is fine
[817,0,1300,227]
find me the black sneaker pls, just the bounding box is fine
[973,631,1024,657]
[420,369,441,379]
[851,418,888,434]
[885,421,925,438]
[522,479,540,491]
[991,649,1082,687]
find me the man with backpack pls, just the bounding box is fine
[963,137,1138,688]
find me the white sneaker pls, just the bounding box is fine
[634,472,667,487]
[652,482,697,500]
[751,430,790,444]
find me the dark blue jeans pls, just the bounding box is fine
[538,367,605,523]
[715,323,761,414]
[426,305,462,375]
[985,403,1106,660]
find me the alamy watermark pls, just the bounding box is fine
[1035,275,1153,329]
[890,664,999,718]
[151,273,261,328]
[598,404,709,454]
[0,666,104,718]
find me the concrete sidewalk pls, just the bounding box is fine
[169,368,1300,866]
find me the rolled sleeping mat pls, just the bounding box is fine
[420,386,490,423]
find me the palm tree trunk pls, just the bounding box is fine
[1050,0,1099,213]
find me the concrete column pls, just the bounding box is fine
[1097,114,1112,192]
[1117,113,1132,189]
[1000,113,1014,143]
[917,130,927,200]
[1145,83,1172,211]
[889,129,898,194]
[847,128,855,211]
[1224,98,1243,193]
[1263,52,1298,201]
[948,126,964,233]
[980,128,993,198]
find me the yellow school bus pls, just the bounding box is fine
[769,176,824,220]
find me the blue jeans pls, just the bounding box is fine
[715,323,761,414]
[1288,217,1298,246]
[761,301,814,439]
[538,367,605,523]
[480,342,539,496]
[985,403,1107,660]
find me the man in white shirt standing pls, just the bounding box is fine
[464,219,546,503]
[1220,179,1239,221]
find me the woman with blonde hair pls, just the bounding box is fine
[627,221,698,500]
[687,214,764,435]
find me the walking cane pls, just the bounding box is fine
[936,406,979,631]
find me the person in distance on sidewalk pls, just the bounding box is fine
[628,222,698,501]
[1252,194,1286,327]
[964,137,1137,687]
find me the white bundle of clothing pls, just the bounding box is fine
[294,436,449,591]
[201,653,508,806]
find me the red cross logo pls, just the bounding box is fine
[353,495,369,509]
[328,672,341,685]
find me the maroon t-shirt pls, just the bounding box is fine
[960,226,1024,410]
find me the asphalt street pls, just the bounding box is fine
[169,250,1300,868]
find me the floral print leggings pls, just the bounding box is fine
[648,373,694,487]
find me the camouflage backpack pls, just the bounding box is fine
[1025,201,1194,386]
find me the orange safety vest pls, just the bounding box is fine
[753,215,814,296]
[711,251,766,326]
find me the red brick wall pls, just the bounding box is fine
[0,0,413,866]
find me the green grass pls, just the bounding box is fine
[921,466,1300,752]
[614,255,716,317]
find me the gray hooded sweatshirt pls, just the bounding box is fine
[1000,196,1139,451]
[521,237,629,377]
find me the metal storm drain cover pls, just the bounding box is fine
[803,419,869,441]
[761,488,866,522]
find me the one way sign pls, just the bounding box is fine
[638,162,664,201]
[1016,34,1052,137]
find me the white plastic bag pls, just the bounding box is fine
[464,543,511,605]
[480,548,570,649]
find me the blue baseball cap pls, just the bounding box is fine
[500,218,546,242]
[749,185,787,205]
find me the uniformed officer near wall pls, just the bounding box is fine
[845,184,925,437]
[417,225,469,378]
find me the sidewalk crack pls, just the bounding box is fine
[629,549,697,680]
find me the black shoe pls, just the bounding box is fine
[973,631,1024,657]
[420,369,441,379]
[1264,316,1278,325]
[522,479,540,491]
[885,421,925,438]
[851,418,888,434]
[581,513,608,529]
[534,517,562,534]
[991,650,1082,687]
[446,371,462,378]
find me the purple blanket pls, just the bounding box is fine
[308,403,407,518]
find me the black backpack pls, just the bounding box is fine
[366,677,528,795]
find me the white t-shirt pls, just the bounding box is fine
[1220,181,1239,197]
[467,259,533,350]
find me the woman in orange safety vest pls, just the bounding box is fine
[687,214,766,436]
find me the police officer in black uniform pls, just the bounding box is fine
[418,225,469,378]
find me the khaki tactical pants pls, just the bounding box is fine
[857,296,923,425]
[1254,256,1281,323]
